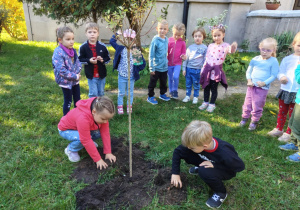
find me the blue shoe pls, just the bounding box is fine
[170,91,174,99]
[159,94,170,101]
[279,143,299,151]
[172,91,178,99]
[147,96,158,105]
[286,152,300,162]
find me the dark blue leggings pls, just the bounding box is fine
[61,84,81,115]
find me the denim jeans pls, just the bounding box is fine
[61,84,81,116]
[59,129,101,152]
[168,65,181,93]
[118,75,135,105]
[185,67,201,97]
[88,77,106,98]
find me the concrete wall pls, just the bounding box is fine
[244,10,300,50]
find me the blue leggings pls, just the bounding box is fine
[168,65,181,93]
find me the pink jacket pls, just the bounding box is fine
[58,97,111,162]
[167,37,186,66]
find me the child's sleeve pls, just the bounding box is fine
[99,122,112,155]
[295,64,300,84]
[182,47,190,71]
[200,46,207,68]
[52,50,78,81]
[78,44,90,65]
[246,59,254,80]
[109,34,122,51]
[263,59,279,85]
[181,41,186,57]
[148,41,156,72]
[277,57,287,80]
[102,44,111,64]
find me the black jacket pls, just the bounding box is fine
[78,41,110,79]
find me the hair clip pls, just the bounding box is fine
[208,24,226,32]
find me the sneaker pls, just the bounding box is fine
[267,128,283,137]
[127,105,132,114]
[159,94,170,101]
[170,91,174,99]
[278,133,291,142]
[147,96,158,105]
[286,152,300,162]
[248,122,258,131]
[279,143,299,151]
[172,91,178,99]
[64,147,80,162]
[206,104,216,113]
[206,192,227,209]
[117,105,124,114]
[199,102,209,110]
[182,96,190,103]
[189,166,199,175]
[239,118,248,127]
[192,97,198,104]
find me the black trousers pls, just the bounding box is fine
[204,79,219,104]
[148,71,168,97]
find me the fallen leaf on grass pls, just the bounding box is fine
[269,110,277,115]
[254,156,262,160]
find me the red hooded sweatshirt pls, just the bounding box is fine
[58,97,111,162]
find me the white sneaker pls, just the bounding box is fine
[278,133,291,142]
[267,128,283,137]
[64,147,80,162]
[199,102,209,110]
[182,96,190,102]
[192,97,198,104]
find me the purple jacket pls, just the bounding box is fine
[52,46,81,89]
[200,63,228,90]
[167,37,186,66]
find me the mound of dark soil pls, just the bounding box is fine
[74,137,189,209]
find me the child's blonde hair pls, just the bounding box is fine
[259,37,278,57]
[56,26,73,44]
[181,121,213,147]
[157,19,168,27]
[192,27,206,39]
[292,32,300,46]
[172,23,185,34]
[92,96,115,114]
[85,22,99,33]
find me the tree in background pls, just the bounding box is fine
[1,0,27,40]
[0,5,9,51]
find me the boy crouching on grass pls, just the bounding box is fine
[171,121,245,209]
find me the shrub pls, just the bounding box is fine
[223,52,249,74]
[0,5,9,51]
[273,31,294,62]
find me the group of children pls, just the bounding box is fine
[52,20,300,209]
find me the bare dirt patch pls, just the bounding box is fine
[74,137,190,209]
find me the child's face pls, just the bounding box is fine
[293,41,300,56]
[193,31,204,45]
[212,30,225,45]
[92,109,114,124]
[58,32,74,49]
[259,43,274,59]
[156,23,168,38]
[86,28,99,43]
[172,29,182,41]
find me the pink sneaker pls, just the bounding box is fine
[117,105,124,115]
[127,105,132,114]
[278,133,291,142]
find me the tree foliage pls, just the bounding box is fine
[1,0,27,39]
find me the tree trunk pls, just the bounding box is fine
[127,47,133,177]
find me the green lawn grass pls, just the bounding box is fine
[0,36,299,209]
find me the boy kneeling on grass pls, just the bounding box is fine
[171,120,245,209]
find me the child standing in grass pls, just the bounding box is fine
[167,23,186,99]
[268,32,300,142]
[110,29,146,114]
[147,19,170,105]
[199,24,237,112]
[78,22,110,98]
[279,61,300,162]
[182,27,207,104]
[239,38,279,131]
[171,120,244,209]
[52,26,81,116]
[58,96,117,169]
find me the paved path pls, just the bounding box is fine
[106,80,281,100]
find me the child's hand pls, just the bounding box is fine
[90,57,97,64]
[97,56,104,63]
[150,71,155,75]
[171,174,182,188]
[200,161,214,168]
[182,71,186,76]
[105,153,116,163]
[96,159,108,170]
[247,79,254,87]
[257,81,265,87]
[180,54,187,60]
[280,76,288,84]
[76,74,81,80]
[231,42,238,53]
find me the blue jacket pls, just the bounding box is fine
[149,35,168,72]
[110,34,146,81]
